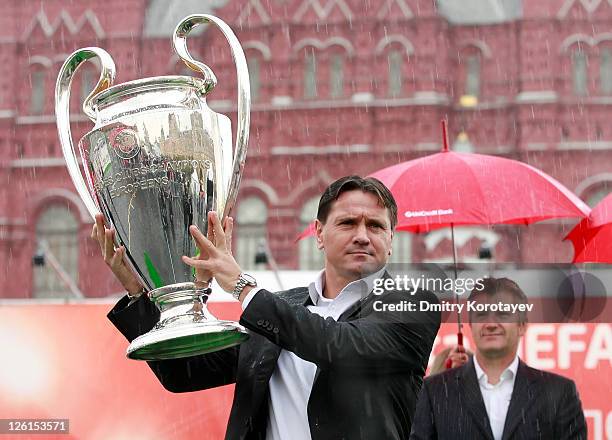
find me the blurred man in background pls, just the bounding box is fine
[410,277,586,440]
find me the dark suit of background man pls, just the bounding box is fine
[94,175,441,440]
[410,277,587,440]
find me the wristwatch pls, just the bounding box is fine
[232,273,257,300]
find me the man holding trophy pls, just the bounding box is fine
[56,13,440,440]
[99,175,441,440]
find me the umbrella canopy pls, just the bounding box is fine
[565,192,612,263]
[369,150,590,233]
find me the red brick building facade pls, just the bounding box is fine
[0,0,610,298]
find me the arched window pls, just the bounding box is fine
[375,36,413,98]
[304,49,318,99]
[572,48,588,96]
[33,205,79,298]
[330,53,344,98]
[299,196,325,270]
[465,54,481,97]
[235,197,268,270]
[387,49,403,97]
[458,44,487,106]
[30,68,46,114]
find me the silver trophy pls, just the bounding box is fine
[55,15,250,360]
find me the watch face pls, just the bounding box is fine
[241,273,257,286]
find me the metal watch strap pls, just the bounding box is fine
[232,277,247,300]
[232,273,256,300]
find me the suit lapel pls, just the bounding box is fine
[459,359,495,440]
[502,361,539,440]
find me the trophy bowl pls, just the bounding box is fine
[55,15,251,360]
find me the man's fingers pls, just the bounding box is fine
[207,212,215,243]
[190,225,216,254]
[95,215,106,250]
[182,255,211,270]
[109,246,124,268]
[104,229,115,262]
[225,217,234,254]
[210,212,227,249]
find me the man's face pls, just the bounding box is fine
[470,291,526,359]
[315,190,393,280]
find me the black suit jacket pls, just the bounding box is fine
[409,357,587,440]
[108,279,441,440]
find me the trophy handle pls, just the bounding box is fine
[55,47,116,221]
[173,15,251,219]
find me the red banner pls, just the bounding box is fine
[0,303,609,439]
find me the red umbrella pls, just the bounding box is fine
[370,125,589,233]
[565,192,612,263]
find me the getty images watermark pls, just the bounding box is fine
[367,264,611,323]
[372,275,533,314]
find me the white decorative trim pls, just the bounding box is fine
[0,218,27,226]
[413,91,451,105]
[237,0,271,25]
[243,41,272,60]
[271,96,293,106]
[270,144,370,155]
[0,110,15,118]
[382,144,408,152]
[271,208,296,217]
[28,55,53,68]
[351,92,374,103]
[515,90,558,103]
[575,173,612,196]
[240,179,280,204]
[526,143,549,150]
[208,100,233,112]
[415,142,440,151]
[16,114,89,124]
[374,35,415,57]
[459,39,493,59]
[212,95,453,112]
[557,0,612,18]
[560,34,594,52]
[560,33,612,52]
[294,0,353,21]
[293,37,355,56]
[11,158,66,168]
[377,0,413,19]
[23,9,105,40]
[557,141,612,150]
[31,188,90,223]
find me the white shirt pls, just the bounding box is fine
[241,267,386,440]
[473,354,519,440]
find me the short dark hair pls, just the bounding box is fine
[317,175,398,230]
[468,277,529,324]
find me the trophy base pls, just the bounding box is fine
[127,321,248,360]
[126,283,249,361]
